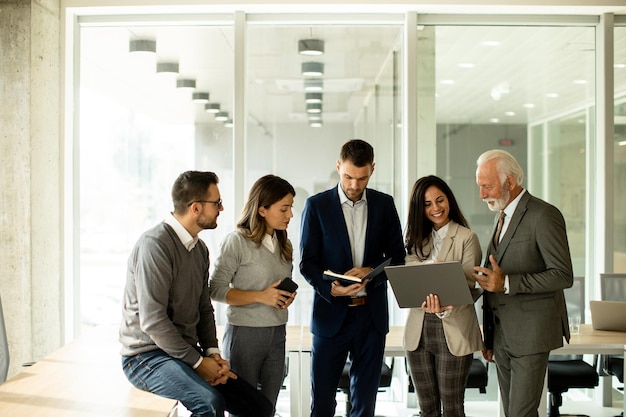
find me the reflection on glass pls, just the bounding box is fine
[428,25,594,278]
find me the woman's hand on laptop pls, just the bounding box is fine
[421,293,453,314]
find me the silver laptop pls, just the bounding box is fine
[384,261,473,308]
[590,300,626,332]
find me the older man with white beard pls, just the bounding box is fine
[471,149,573,417]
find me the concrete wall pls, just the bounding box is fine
[0,0,62,378]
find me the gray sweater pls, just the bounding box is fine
[119,222,218,367]
[210,230,293,327]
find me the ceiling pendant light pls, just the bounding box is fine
[306,102,323,114]
[305,92,323,103]
[298,39,324,56]
[157,62,178,82]
[215,111,229,122]
[154,62,179,86]
[129,39,156,54]
[192,92,210,103]
[156,62,179,75]
[176,78,196,91]
[205,103,221,113]
[128,39,157,71]
[304,79,323,92]
[301,62,324,77]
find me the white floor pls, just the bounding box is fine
[275,365,624,417]
[276,390,623,417]
[172,365,624,417]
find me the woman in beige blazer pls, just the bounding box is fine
[403,175,483,417]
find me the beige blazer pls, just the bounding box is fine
[403,221,484,356]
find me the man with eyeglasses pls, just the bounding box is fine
[119,170,272,417]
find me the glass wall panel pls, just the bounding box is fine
[528,124,546,196]
[544,113,587,274]
[426,25,594,279]
[614,26,626,272]
[79,24,234,329]
[245,23,402,325]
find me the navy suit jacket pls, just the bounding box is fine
[299,187,405,338]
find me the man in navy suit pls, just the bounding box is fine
[300,139,405,417]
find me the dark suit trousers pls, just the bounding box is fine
[493,317,550,417]
[310,305,386,417]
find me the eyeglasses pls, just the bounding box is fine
[188,199,223,209]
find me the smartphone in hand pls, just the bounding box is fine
[276,277,298,293]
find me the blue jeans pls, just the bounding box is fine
[122,349,273,417]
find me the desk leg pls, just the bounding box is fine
[597,375,614,407]
[623,346,626,417]
[538,373,548,417]
[300,351,311,417]
[288,350,311,417]
[401,357,416,409]
[289,351,302,417]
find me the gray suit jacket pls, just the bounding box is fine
[403,221,484,356]
[483,191,573,356]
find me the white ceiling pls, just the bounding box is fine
[79,19,626,129]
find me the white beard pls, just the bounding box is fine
[483,187,510,211]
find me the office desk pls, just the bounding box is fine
[0,326,174,416]
[288,324,626,417]
[540,324,626,417]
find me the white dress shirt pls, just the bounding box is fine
[500,189,526,293]
[338,184,368,296]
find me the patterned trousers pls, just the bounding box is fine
[406,313,473,417]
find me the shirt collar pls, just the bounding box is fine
[261,232,277,253]
[503,188,526,218]
[337,184,367,206]
[432,222,450,240]
[164,213,199,252]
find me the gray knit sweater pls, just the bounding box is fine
[119,222,218,367]
[209,230,293,327]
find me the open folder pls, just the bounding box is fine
[384,261,474,307]
[323,258,391,286]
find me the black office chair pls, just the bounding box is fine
[547,276,599,417]
[466,357,489,393]
[337,358,394,417]
[599,274,625,399]
[548,359,599,417]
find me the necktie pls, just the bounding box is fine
[493,211,505,248]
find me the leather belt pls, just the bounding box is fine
[348,296,367,306]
